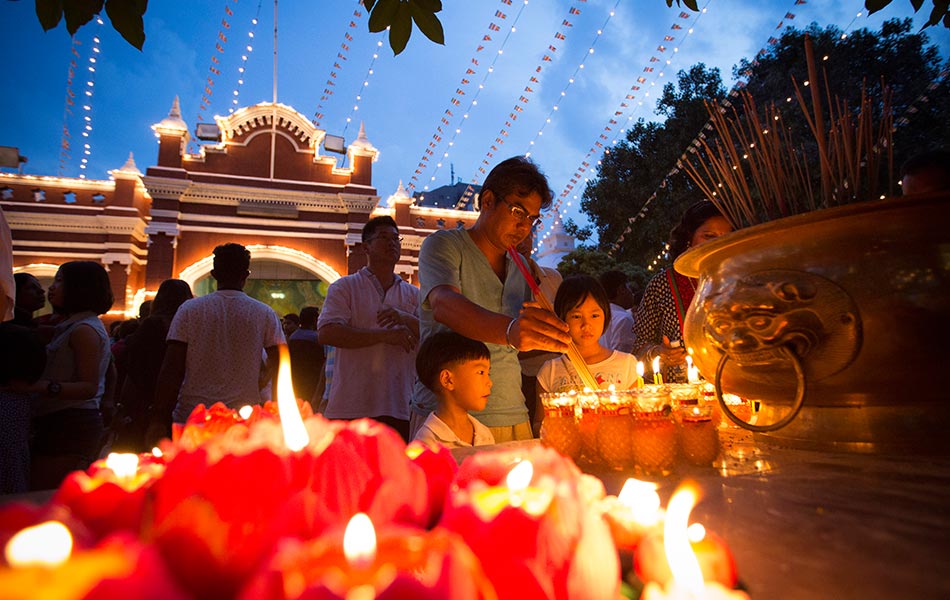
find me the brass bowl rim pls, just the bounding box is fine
[674,192,947,277]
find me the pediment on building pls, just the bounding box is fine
[214,103,325,152]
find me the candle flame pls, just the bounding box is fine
[617,478,662,526]
[105,452,139,479]
[652,356,661,375]
[276,345,309,451]
[151,447,163,458]
[664,482,705,595]
[637,361,645,377]
[685,355,693,369]
[343,513,377,569]
[506,460,533,492]
[5,521,73,568]
[238,405,253,420]
[687,523,706,543]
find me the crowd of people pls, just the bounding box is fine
[3,151,942,494]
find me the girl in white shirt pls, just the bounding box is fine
[537,275,638,394]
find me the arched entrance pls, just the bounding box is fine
[178,245,342,315]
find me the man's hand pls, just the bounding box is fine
[382,324,417,352]
[377,306,408,328]
[508,302,571,353]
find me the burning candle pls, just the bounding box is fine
[600,478,664,550]
[538,392,581,460]
[686,355,701,384]
[240,513,495,600]
[636,483,742,596]
[275,345,309,451]
[636,361,646,388]
[653,356,664,385]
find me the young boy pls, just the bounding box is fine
[412,331,496,448]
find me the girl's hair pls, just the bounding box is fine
[668,200,726,259]
[57,261,114,315]
[553,275,612,332]
[150,279,193,317]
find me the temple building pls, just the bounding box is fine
[1,98,479,319]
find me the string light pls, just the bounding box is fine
[229,1,264,115]
[407,0,529,194]
[312,2,365,128]
[341,38,385,137]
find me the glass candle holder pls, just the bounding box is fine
[668,383,702,412]
[628,387,676,475]
[539,392,581,460]
[677,404,721,466]
[575,390,601,464]
[595,391,636,470]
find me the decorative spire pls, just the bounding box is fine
[388,180,412,206]
[152,96,189,135]
[109,152,142,179]
[347,120,378,161]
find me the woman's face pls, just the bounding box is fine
[690,216,733,249]
[47,270,65,309]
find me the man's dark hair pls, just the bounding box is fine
[58,261,114,315]
[299,306,320,328]
[362,215,399,243]
[415,331,491,392]
[481,156,553,211]
[599,270,629,300]
[213,243,251,281]
[150,279,193,317]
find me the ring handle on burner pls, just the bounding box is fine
[714,345,806,432]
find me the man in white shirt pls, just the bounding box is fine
[154,244,285,431]
[599,270,636,354]
[318,216,419,442]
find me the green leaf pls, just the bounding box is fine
[682,0,699,12]
[105,0,146,50]
[35,0,64,31]
[368,0,398,33]
[927,0,947,26]
[410,2,444,45]
[62,0,104,35]
[864,0,892,15]
[389,1,412,55]
[910,0,924,11]
[363,0,378,11]
[413,0,442,13]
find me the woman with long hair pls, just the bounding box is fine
[633,200,733,382]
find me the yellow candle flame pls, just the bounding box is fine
[238,405,253,420]
[652,356,661,376]
[151,447,163,458]
[663,483,705,595]
[506,460,533,508]
[617,478,661,526]
[276,345,309,451]
[687,523,706,543]
[637,361,645,377]
[343,513,377,570]
[5,521,73,568]
[104,452,139,480]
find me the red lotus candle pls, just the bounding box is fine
[444,455,619,600]
[239,512,496,600]
[0,522,188,600]
[52,452,165,539]
[636,483,743,597]
[405,441,458,528]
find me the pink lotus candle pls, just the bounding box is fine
[444,452,620,600]
[600,478,664,550]
[52,452,165,539]
[239,513,496,600]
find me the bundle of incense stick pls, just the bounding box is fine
[683,35,894,229]
[507,247,600,391]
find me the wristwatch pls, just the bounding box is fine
[47,381,62,396]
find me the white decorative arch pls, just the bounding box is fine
[13,263,60,277]
[177,245,342,290]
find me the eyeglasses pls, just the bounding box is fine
[501,198,543,228]
[367,233,404,244]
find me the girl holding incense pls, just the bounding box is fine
[537,275,639,394]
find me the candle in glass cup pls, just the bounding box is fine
[539,392,581,460]
[575,389,601,464]
[652,356,664,385]
[629,387,676,475]
[677,406,720,466]
[596,390,635,470]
